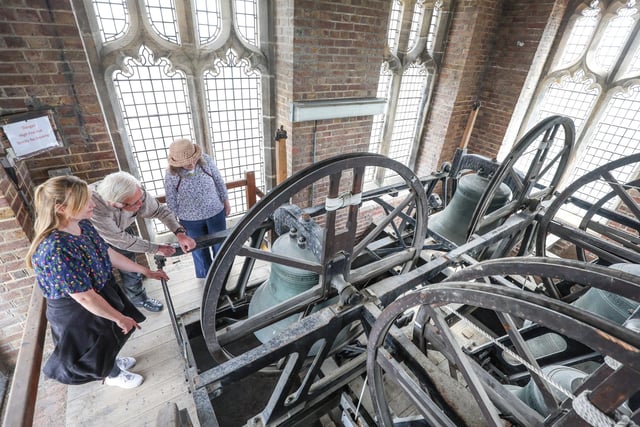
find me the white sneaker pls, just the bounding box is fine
[104,370,144,389]
[116,356,137,370]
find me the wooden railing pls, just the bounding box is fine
[227,171,264,209]
[156,171,263,210]
[1,171,262,427]
[2,287,46,427]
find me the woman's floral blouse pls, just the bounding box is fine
[32,220,112,299]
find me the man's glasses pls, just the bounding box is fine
[120,189,146,208]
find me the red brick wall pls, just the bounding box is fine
[0,0,117,371]
[416,0,565,176]
[470,0,564,157]
[288,0,389,175]
[0,1,118,184]
[417,0,505,177]
[273,0,566,191]
[0,167,33,362]
[274,0,295,177]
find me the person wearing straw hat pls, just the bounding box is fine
[164,138,230,279]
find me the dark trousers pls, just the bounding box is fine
[181,210,227,278]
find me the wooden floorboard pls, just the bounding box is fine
[64,254,202,427]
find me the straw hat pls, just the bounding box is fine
[168,139,202,167]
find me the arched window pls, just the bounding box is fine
[73,0,273,235]
[505,0,640,218]
[368,0,449,184]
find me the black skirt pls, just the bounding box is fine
[43,277,146,385]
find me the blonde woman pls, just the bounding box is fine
[27,176,169,388]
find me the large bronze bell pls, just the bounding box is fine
[247,226,355,355]
[248,228,319,344]
[505,264,639,366]
[572,287,638,324]
[512,365,587,416]
[572,263,640,323]
[505,263,639,412]
[429,172,511,245]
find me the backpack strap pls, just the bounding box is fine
[175,166,214,192]
[201,168,214,180]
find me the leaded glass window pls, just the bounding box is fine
[507,0,640,220]
[80,0,271,237]
[368,1,449,184]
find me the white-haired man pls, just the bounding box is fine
[90,171,196,312]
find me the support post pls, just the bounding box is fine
[244,171,257,209]
[275,126,288,185]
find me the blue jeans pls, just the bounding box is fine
[181,210,227,278]
[111,245,147,304]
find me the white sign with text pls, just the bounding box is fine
[3,116,60,158]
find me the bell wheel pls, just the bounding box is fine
[201,153,429,362]
[467,116,575,242]
[367,270,640,426]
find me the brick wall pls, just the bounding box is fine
[272,0,565,194]
[0,0,117,372]
[416,0,564,176]
[470,0,563,157]
[288,0,389,175]
[416,0,505,177]
[1,2,117,182]
[274,0,390,230]
[274,0,295,177]
[0,167,33,364]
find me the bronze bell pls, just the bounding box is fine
[248,226,356,355]
[572,263,640,323]
[572,287,638,324]
[429,172,512,245]
[516,365,587,416]
[248,228,320,344]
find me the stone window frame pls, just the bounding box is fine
[368,0,451,184]
[504,0,640,201]
[71,0,276,239]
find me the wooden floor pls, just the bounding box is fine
[59,254,202,427]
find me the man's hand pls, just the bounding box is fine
[156,244,176,257]
[177,233,196,253]
[224,199,231,216]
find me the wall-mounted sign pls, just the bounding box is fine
[1,110,63,159]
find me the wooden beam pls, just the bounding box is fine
[275,125,288,185]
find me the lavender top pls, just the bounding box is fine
[164,153,228,221]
